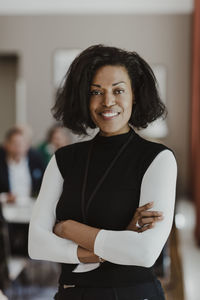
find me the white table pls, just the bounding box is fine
[2,197,35,224]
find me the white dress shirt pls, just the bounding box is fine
[8,157,32,198]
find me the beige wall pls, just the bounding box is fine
[0,14,192,196]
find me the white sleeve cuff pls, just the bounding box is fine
[69,243,81,264]
[94,229,107,258]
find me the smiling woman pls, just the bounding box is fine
[28,44,177,300]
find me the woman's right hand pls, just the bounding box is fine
[126,202,164,233]
[77,246,105,263]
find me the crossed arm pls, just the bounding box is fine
[28,149,177,268]
[53,201,159,264]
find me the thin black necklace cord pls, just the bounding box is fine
[81,129,134,224]
[81,139,95,224]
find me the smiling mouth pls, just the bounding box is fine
[99,111,120,120]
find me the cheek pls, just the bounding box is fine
[89,102,97,123]
[89,99,98,113]
[89,103,93,116]
[120,96,133,113]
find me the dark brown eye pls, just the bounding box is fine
[89,90,103,96]
[114,89,124,94]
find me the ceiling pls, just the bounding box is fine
[0,0,194,15]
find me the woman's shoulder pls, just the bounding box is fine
[54,140,92,177]
[134,132,175,156]
[55,139,91,156]
[55,140,92,163]
[133,133,177,179]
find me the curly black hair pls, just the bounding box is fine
[51,44,167,136]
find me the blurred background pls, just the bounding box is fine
[0,0,199,299]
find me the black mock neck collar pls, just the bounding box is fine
[93,126,137,144]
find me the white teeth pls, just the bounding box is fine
[101,112,118,117]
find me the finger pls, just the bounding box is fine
[138,223,155,233]
[139,216,164,226]
[140,211,163,217]
[137,211,163,225]
[136,202,154,213]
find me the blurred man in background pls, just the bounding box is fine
[0,126,45,203]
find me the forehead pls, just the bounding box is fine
[92,65,130,85]
[8,133,25,142]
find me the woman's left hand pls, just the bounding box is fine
[126,202,164,233]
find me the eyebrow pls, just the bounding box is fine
[91,81,126,88]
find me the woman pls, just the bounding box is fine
[37,124,72,166]
[28,44,177,299]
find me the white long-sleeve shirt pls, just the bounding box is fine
[28,148,177,272]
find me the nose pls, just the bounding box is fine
[102,92,116,107]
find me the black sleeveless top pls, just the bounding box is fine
[55,127,172,287]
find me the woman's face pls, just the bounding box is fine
[89,65,134,136]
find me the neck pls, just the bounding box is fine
[8,155,22,163]
[99,125,131,137]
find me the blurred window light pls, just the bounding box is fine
[175,213,186,229]
[53,49,81,88]
[136,64,168,139]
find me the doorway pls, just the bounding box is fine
[0,54,18,143]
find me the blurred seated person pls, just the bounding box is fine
[0,126,45,256]
[0,126,46,203]
[37,124,72,166]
